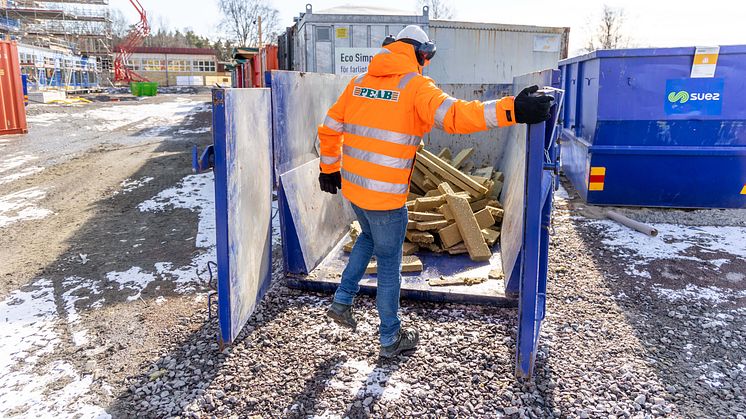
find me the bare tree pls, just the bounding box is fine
[110,8,130,41]
[217,0,281,47]
[585,4,631,51]
[416,0,455,19]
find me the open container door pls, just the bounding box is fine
[212,88,274,345]
[501,69,564,379]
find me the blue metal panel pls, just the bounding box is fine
[559,44,746,208]
[270,71,351,179]
[501,69,563,379]
[212,88,274,344]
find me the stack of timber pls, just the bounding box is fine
[342,146,505,270]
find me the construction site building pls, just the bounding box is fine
[0,0,112,83]
[124,46,230,87]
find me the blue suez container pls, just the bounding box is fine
[559,45,746,208]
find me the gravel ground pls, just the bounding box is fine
[111,181,745,418]
[4,95,743,418]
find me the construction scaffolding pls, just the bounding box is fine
[1,0,112,81]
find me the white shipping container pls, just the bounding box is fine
[176,76,204,86]
[426,20,570,84]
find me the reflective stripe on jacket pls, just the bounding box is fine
[318,41,516,211]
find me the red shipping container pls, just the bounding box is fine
[0,39,27,135]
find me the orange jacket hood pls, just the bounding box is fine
[367,42,421,77]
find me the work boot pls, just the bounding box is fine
[379,328,419,359]
[326,301,357,331]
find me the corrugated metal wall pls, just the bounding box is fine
[424,83,513,169]
[426,20,569,84]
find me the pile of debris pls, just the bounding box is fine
[343,146,504,275]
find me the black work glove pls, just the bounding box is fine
[514,85,554,124]
[319,171,342,194]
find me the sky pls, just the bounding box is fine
[110,0,744,55]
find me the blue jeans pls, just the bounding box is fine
[333,203,408,347]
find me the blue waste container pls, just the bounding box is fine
[559,45,746,208]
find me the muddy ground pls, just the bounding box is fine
[0,92,744,418]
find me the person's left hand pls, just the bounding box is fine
[514,85,554,124]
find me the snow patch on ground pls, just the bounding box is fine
[0,165,44,185]
[555,183,571,201]
[119,176,154,193]
[0,187,53,227]
[326,359,408,403]
[138,172,215,249]
[83,98,203,134]
[106,267,156,302]
[0,279,109,418]
[653,283,746,304]
[175,127,211,135]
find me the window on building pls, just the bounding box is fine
[192,59,216,72]
[142,59,165,71]
[167,59,191,72]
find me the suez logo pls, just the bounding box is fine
[666,90,721,104]
[664,78,724,115]
[352,86,400,102]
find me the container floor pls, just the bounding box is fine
[287,233,517,306]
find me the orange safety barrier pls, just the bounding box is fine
[0,39,28,135]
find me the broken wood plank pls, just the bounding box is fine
[428,276,486,287]
[486,206,504,222]
[438,207,496,248]
[413,195,446,212]
[474,208,496,229]
[473,167,494,179]
[415,219,449,231]
[350,221,361,241]
[451,147,474,169]
[437,203,454,221]
[488,268,503,279]
[410,166,428,192]
[437,181,455,195]
[402,242,419,256]
[469,175,489,185]
[414,160,442,187]
[421,242,445,253]
[367,256,423,274]
[424,189,442,197]
[405,201,415,211]
[470,198,490,213]
[446,193,491,261]
[461,161,475,174]
[418,150,488,197]
[407,191,423,201]
[409,211,444,222]
[407,220,418,229]
[482,228,500,246]
[446,243,468,255]
[489,180,503,199]
[406,230,435,244]
[437,147,452,162]
[343,240,355,253]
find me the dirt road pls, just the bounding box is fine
[0,93,216,416]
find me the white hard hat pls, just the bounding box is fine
[396,25,429,44]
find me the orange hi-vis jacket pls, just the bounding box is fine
[318,41,516,211]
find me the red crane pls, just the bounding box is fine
[113,0,150,83]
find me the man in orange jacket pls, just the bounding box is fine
[318,25,553,358]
